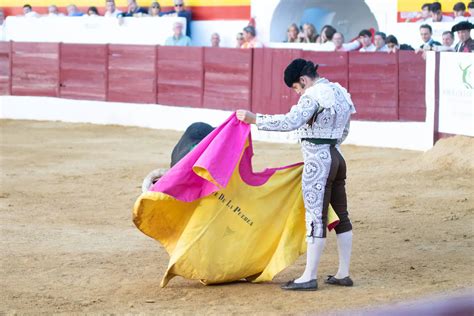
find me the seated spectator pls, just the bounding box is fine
[318,25,337,50]
[162,0,192,37]
[235,32,244,48]
[87,6,99,16]
[386,35,414,52]
[374,31,390,52]
[298,23,318,43]
[48,5,64,16]
[148,2,162,17]
[241,25,263,48]
[452,21,474,52]
[427,2,453,22]
[417,24,441,52]
[105,0,122,17]
[332,32,345,51]
[119,0,148,17]
[210,32,220,47]
[0,9,4,25]
[164,21,191,46]
[22,4,39,17]
[453,2,468,22]
[416,3,432,22]
[319,25,334,43]
[469,2,474,23]
[67,4,84,16]
[285,23,299,43]
[358,29,376,52]
[434,31,455,51]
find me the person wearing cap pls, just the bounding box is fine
[236,58,356,291]
[452,21,474,52]
[241,25,263,48]
[162,0,192,37]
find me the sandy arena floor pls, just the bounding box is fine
[1,119,473,314]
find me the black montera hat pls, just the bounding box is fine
[452,21,474,32]
[284,59,307,88]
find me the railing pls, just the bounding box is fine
[0,42,427,122]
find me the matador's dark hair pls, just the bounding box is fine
[283,58,319,88]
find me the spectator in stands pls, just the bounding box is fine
[48,5,63,16]
[162,0,192,37]
[428,2,453,22]
[236,32,244,48]
[418,24,441,51]
[298,23,318,43]
[318,25,337,50]
[416,3,432,22]
[241,25,263,48]
[148,2,162,17]
[386,35,414,52]
[0,9,4,25]
[165,21,191,46]
[433,30,455,51]
[22,4,39,17]
[374,31,390,52]
[120,0,148,17]
[469,2,474,23]
[453,2,468,22]
[358,29,376,52]
[285,23,299,43]
[452,21,474,52]
[105,0,122,17]
[210,32,220,47]
[87,6,99,16]
[332,32,345,51]
[67,4,84,16]
[319,25,332,43]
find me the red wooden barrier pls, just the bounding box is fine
[11,42,59,97]
[203,48,252,110]
[0,42,11,95]
[108,45,157,104]
[348,52,399,121]
[157,46,203,107]
[252,48,302,115]
[60,44,107,101]
[398,51,426,122]
[302,51,349,89]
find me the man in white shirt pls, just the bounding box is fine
[104,0,122,17]
[358,29,376,52]
[434,31,455,51]
[374,31,390,52]
[47,5,64,16]
[22,4,39,17]
[468,2,474,23]
[453,2,468,22]
[427,2,454,22]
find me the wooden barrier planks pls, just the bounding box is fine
[60,44,107,101]
[11,42,59,97]
[108,45,157,104]
[398,51,426,122]
[0,42,11,95]
[302,51,349,89]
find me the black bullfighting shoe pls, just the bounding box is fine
[324,275,354,286]
[280,279,318,291]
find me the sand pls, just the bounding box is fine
[1,119,473,314]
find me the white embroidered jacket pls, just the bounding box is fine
[256,78,356,143]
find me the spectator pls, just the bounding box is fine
[148,2,162,17]
[164,21,191,46]
[120,0,148,17]
[386,35,414,52]
[358,29,376,52]
[299,23,318,43]
[285,23,299,43]
[0,9,4,25]
[418,24,441,50]
[416,3,432,22]
[241,25,263,48]
[318,25,337,51]
[235,32,244,48]
[469,2,474,23]
[105,0,122,17]
[452,21,474,52]
[453,2,468,22]
[210,32,220,47]
[428,2,453,22]
[433,31,455,51]
[374,31,390,52]
[48,5,64,16]
[162,0,192,37]
[332,32,361,52]
[22,4,39,17]
[67,4,84,16]
[87,6,99,16]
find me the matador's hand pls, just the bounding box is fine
[236,110,256,124]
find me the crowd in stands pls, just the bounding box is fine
[0,1,472,52]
